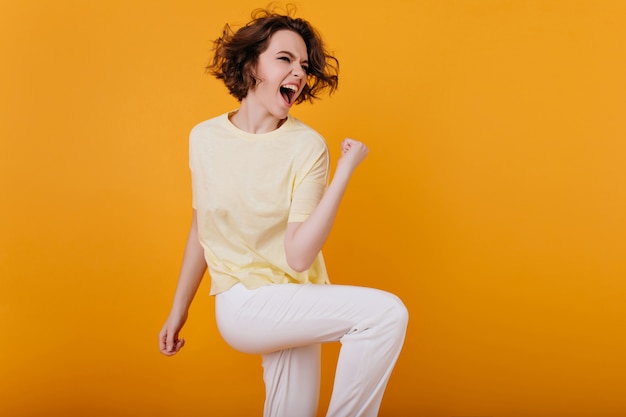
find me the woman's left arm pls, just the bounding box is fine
[284,138,368,272]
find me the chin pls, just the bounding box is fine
[273,107,291,120]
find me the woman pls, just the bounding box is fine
[159,8,408,417]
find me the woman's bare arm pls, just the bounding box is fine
[284,138,368,272]
[159,210,207,355]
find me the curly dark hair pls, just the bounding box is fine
[207,6,339,104]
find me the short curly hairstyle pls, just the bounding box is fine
[207,7,339,104]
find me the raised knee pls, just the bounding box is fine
[376,292,408,337]
[347,290,409,341]
[390,295,409,332]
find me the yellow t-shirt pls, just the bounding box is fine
[189,112,331,295]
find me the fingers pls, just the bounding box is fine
[159,328,167,352]
[341,138,368,155]
[160,337,185,356]
[341,139,351,154]
[159,327,185,356]
[166,331,176,353]
[339,138,369,172]
[341,138,356,154]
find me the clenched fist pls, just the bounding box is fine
[337,138,369,175]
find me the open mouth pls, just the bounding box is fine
[280,84,298,104]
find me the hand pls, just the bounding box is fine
[337,138,369,175]
[158,311,188,356]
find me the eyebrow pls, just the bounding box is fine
[276,50,309,65]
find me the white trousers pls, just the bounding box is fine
[215,283,409,417]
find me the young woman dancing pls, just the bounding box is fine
[159,8,408,417]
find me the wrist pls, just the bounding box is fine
[169,303,190,318]
[333,163,354,182]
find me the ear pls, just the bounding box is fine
[244,60,261,88]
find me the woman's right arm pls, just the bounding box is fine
[284,138,368,272]
[159,210,207,356]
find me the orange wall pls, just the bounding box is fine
[1,1,625,416]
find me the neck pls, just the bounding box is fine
[230,99,287,134]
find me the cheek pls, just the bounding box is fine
[248,59,267,82]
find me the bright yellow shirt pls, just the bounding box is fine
[189,112,331,295]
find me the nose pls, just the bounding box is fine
[292,64,306,77]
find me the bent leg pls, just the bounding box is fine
[325,297,408,417]
[215,283,409,417]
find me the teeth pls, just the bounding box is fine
[281,84,298,92]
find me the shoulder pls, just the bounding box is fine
[190,113,229,139]
[286,116,329,154]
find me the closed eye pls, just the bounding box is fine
[278,54,309,73]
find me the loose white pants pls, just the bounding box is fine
[215,283,409,417]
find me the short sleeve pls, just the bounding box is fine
[288,144,329,223]
[189,135,197,209]
[188,128,201,210]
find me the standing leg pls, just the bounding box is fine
[262,344,321,417]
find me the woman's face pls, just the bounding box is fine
[247,30,309,120]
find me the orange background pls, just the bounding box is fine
[1,1,625,416]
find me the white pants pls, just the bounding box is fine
[215,283,409,417]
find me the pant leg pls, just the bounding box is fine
[262,344,321,417]
[215,283,409,417]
